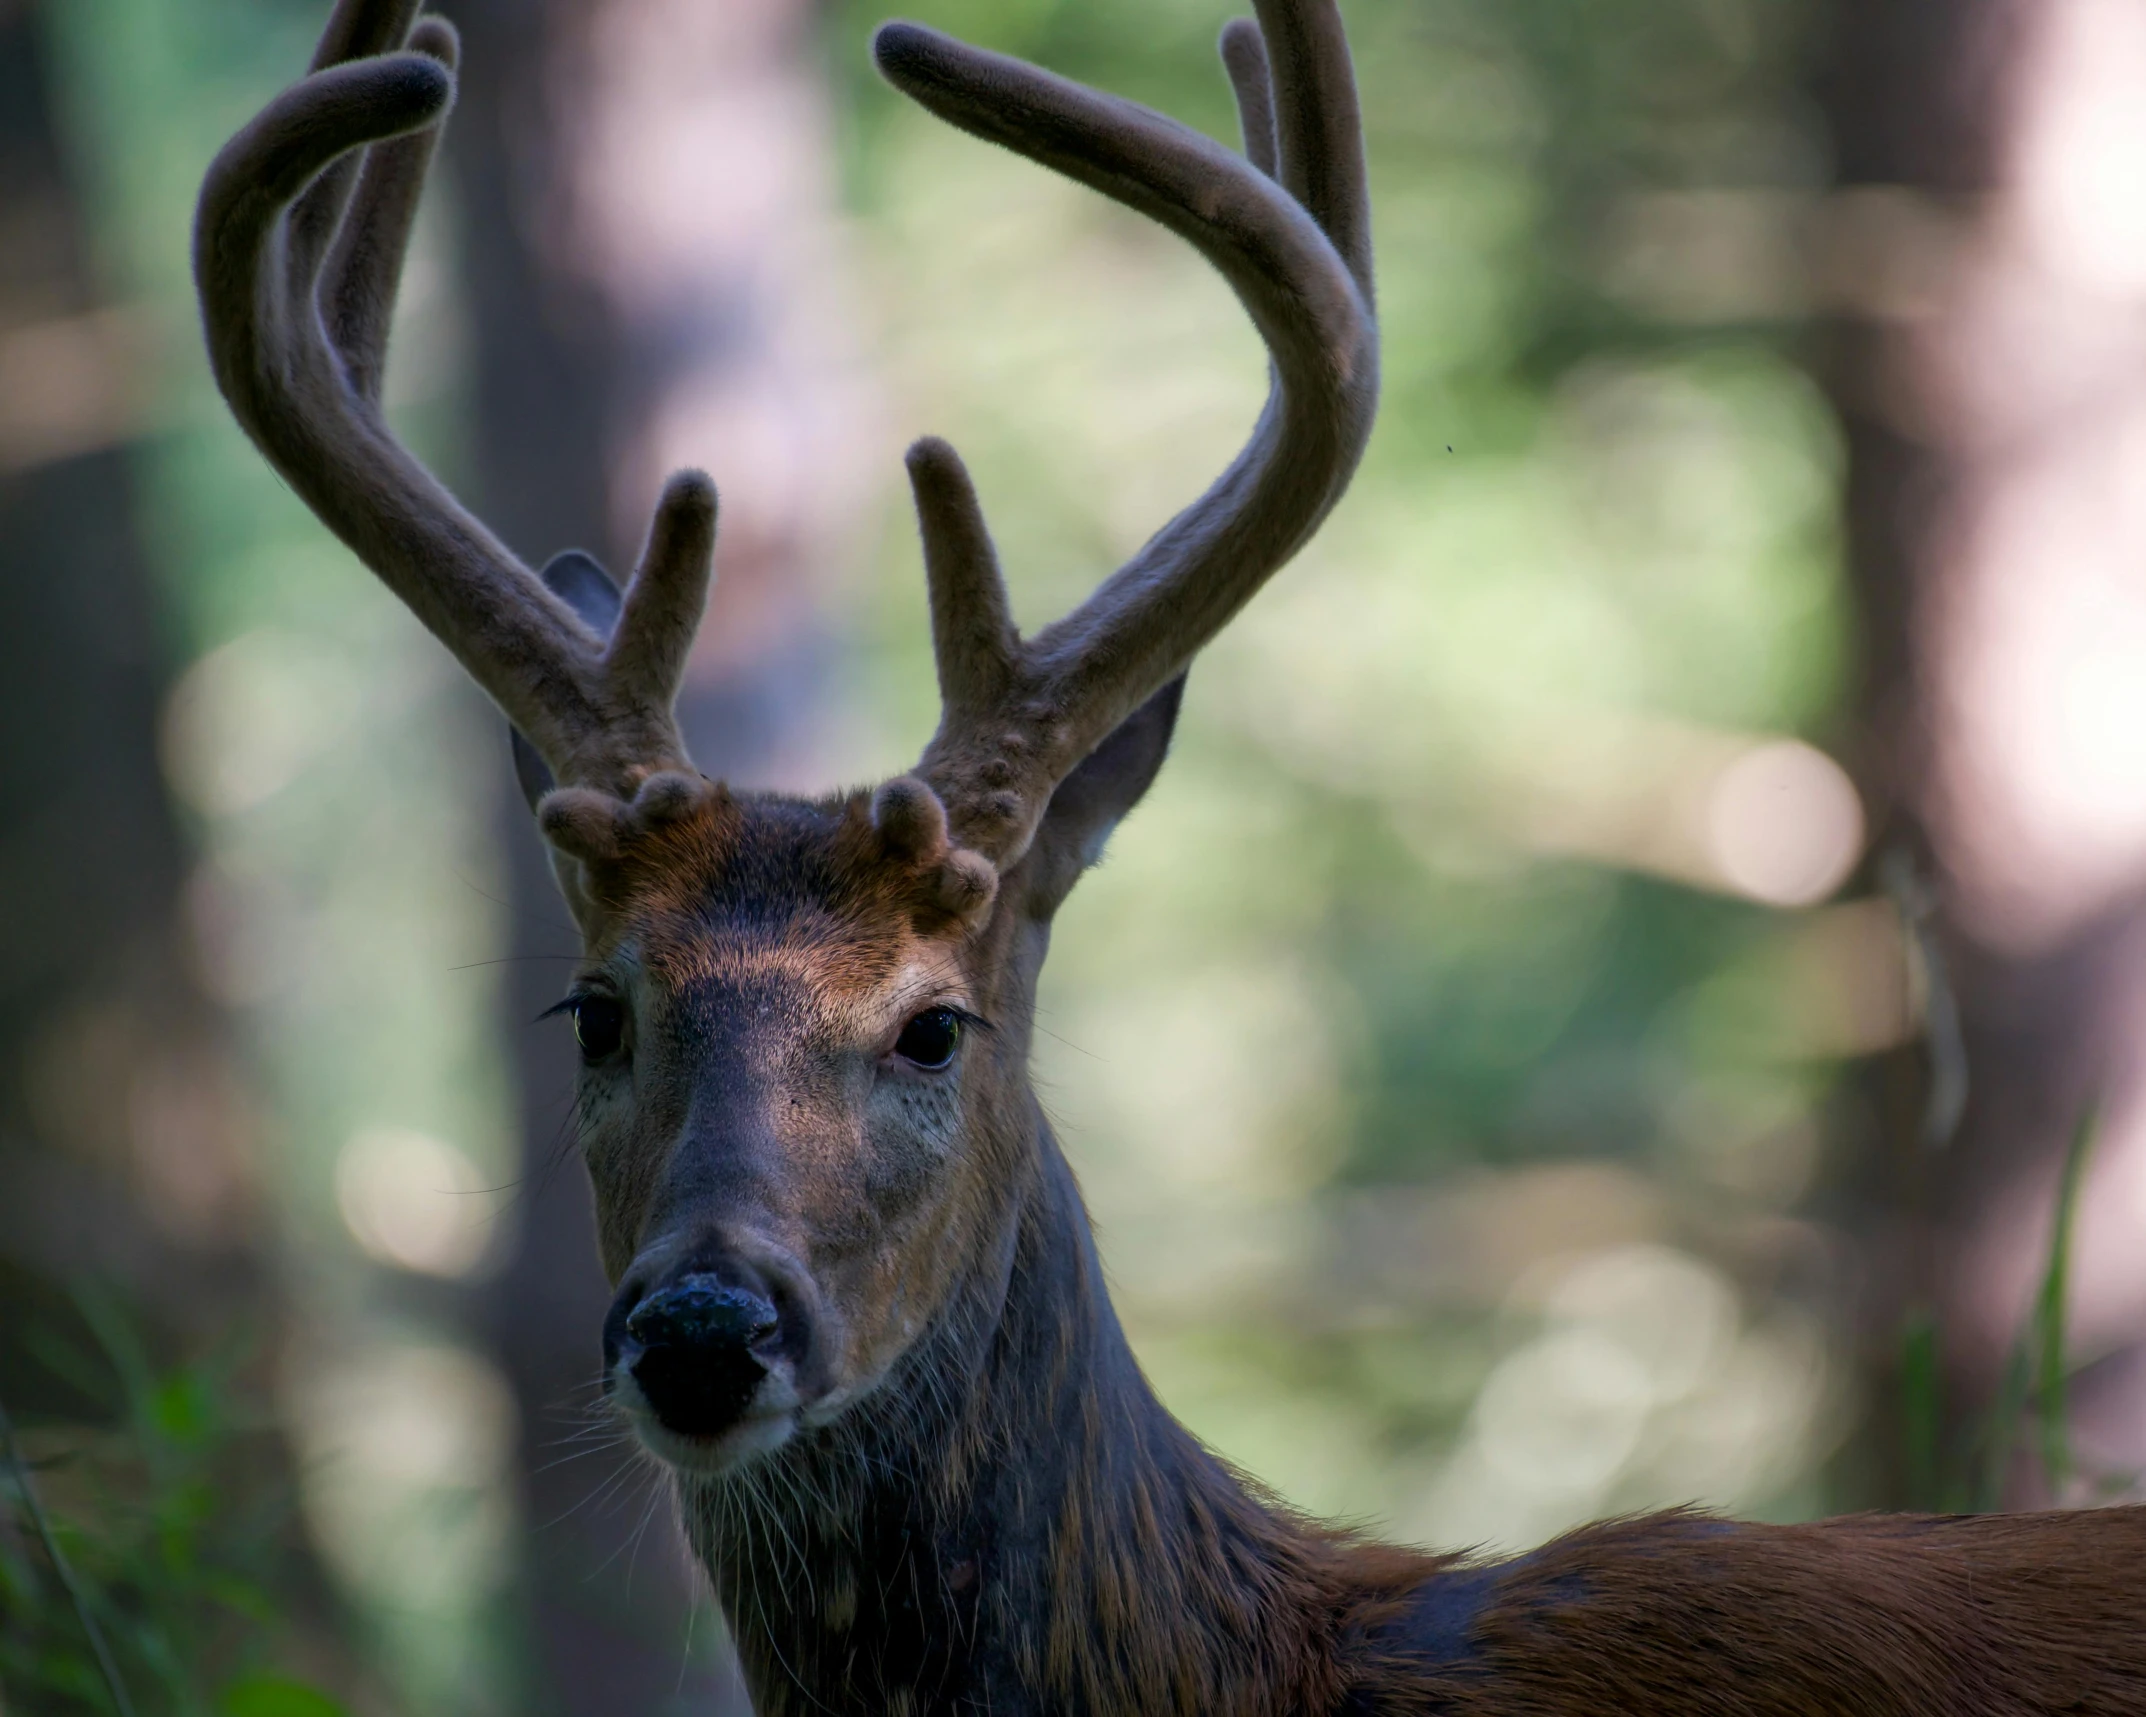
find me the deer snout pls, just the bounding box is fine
[606,1267,787,1447]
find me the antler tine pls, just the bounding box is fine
[319,14,458,403]
[1218,19,1281,181]
[284,0,423,293]
[308,0,425,71]
[875,0,1377,865]
[1252,0,1373,299]
[608,471,719,717]
[905,438,1019,723]
[194,4,711,800]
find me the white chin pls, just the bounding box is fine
[634,1409,796,1474]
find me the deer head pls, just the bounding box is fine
[195,0,1373,1479]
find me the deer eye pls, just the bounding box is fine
[573,995,625,1061]
[892,1007,962,1070]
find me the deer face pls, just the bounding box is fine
[562,792,1009,1472]
[567,690,1179,1474]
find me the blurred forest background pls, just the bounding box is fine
[5,0,2146,1710]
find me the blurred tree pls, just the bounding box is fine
[449,0,870,1708]
[0,0,342,1702]
[0,0,261,1476]
[1813,0,2012,1510]
[1818,0,2146,1508]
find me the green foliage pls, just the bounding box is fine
[0,1295,341,1717]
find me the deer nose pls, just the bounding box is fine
[618,1273,780,1438]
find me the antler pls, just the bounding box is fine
[876,0,1377,867]
[192,0,712,801]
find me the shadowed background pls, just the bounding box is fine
[5,0,2146,1711]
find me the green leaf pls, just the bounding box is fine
[150,1372,216,1449]
[221,1675,349,1717]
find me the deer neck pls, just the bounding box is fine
[679,1105,1421,1717]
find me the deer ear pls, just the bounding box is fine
[512,551,624,811]
[1020,674,1185,920]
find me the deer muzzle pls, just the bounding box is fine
[604,1251,815,1469]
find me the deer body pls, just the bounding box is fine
[706,1130,2146,1715]
[194,2,2146,1712]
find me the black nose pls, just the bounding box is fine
[619,1274,780,1438]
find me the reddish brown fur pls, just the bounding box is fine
[1398,1507,2146,1715]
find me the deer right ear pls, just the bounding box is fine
[512,550,624,811]
[1019,674,1185,921]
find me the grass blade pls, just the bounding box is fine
[0,1388,139,1717]
[2035,1097,2098,1497]
[1899,1309,1943,1511]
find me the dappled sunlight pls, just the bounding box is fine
[1923,0,2146,956]
[1055,962,1349,1201]
[290,1341,520,1692]
[1705,741,1865,908]
[1405,1246,1830,1554]
[334,1126,502,1280]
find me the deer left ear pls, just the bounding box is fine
[1019,674,1185,920]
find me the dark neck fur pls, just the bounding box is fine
[677,1110,1442,1716]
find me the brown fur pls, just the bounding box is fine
[1398,1507,2146,1715]
[196,4,2146,1714]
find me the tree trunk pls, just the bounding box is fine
[0,0,261,1440]
[1819,0,2146,1507]
[0,1,348,1701]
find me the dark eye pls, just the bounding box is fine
[893,1007,962,1070]
[573,995,625,1061]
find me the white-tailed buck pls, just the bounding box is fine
[196,1,2146,1711]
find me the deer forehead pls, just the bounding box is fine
[632,942,970,1050]
[594,859,974,1050]
[583,794,984,1010]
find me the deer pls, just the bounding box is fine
[194,0,2146,1712]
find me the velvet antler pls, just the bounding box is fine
[876,0,1378,867]
[192,0,712,802]
[197,0,1374,910]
